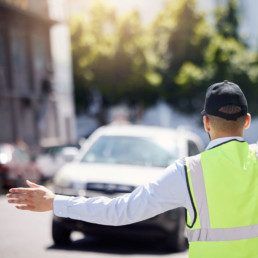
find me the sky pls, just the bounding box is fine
[107,0,169,24]
[66,0,257,49]
[106,0,258,49]
[67,0,215,24]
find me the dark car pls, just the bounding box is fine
[0,143,42,191]
[52,125,204,251]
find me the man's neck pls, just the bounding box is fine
[210,132,244,141]
[206,136,245,150]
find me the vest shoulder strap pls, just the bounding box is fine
[250,142,258,159]
[185,154,210,229]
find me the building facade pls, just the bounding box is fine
[0,0,76,149]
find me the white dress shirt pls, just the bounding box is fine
[54,137,244,226]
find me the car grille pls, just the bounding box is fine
[86,182,136,195]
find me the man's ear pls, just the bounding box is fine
[203,115,210,132]
[244,113,251,129]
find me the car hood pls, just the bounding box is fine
[54,162,164,187]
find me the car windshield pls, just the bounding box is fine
[81,136,178,168]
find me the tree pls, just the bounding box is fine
[153,0,258,114]
[215,0,240,41]
[207,0,258,114]
[151,0,212,112]
[70,0,117,114]
[70,0,258,119]
[70,0,159,122]
[204,34,258,114]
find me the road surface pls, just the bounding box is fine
[0,195,188,258]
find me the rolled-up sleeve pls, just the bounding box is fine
[53,159,192,226]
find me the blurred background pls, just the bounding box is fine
[1,0,258,189]
[1,0,258,152]
[1,0,258,257]
[0,0,258,199]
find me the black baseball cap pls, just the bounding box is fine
[201,80,248,121]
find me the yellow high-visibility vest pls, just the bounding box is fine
[185,140,258,258]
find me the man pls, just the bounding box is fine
[7,81,258,257]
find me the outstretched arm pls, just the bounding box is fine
[6,180,55,212]
[6,160,193,226]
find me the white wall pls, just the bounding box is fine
[48,0,77,144]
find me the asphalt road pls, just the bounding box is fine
[0,195,188,258]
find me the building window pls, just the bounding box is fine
[0,99,14,142]
[10,29,29,94]
[32,34,49,94]
[0,30,8,93]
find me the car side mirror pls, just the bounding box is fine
[61,147,79,162]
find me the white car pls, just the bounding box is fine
[37,144,80,181]
[52,124,204,251]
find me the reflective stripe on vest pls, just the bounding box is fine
[186,154,210,230]
[250,143,258,159]
[186,141,258,243]
[187,224,258,242]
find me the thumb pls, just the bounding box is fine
[26,180,40,188]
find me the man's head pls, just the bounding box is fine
[202,80,251,140]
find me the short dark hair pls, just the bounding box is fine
[207,105,246,132]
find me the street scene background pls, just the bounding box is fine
[0,196,188,258]
[1,0,258,257]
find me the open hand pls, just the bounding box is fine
[6,180,55,212]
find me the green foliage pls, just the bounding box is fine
[70,0,159,113]
[204,34,258,113]
[151,0,212,111]
[154,0,258,114]
[215,0,239,40]
[70,0,258,117]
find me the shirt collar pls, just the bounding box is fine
[206,136,245,150]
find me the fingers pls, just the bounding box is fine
[7,192,38,211]
[26,180,40,188]
[8,198,31,205]
[7,193,33,205]
[6,193,32,199]
[15,204,35,211]
[7,184,55,212]
[8,180,41,194]
[9,187,36,194]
